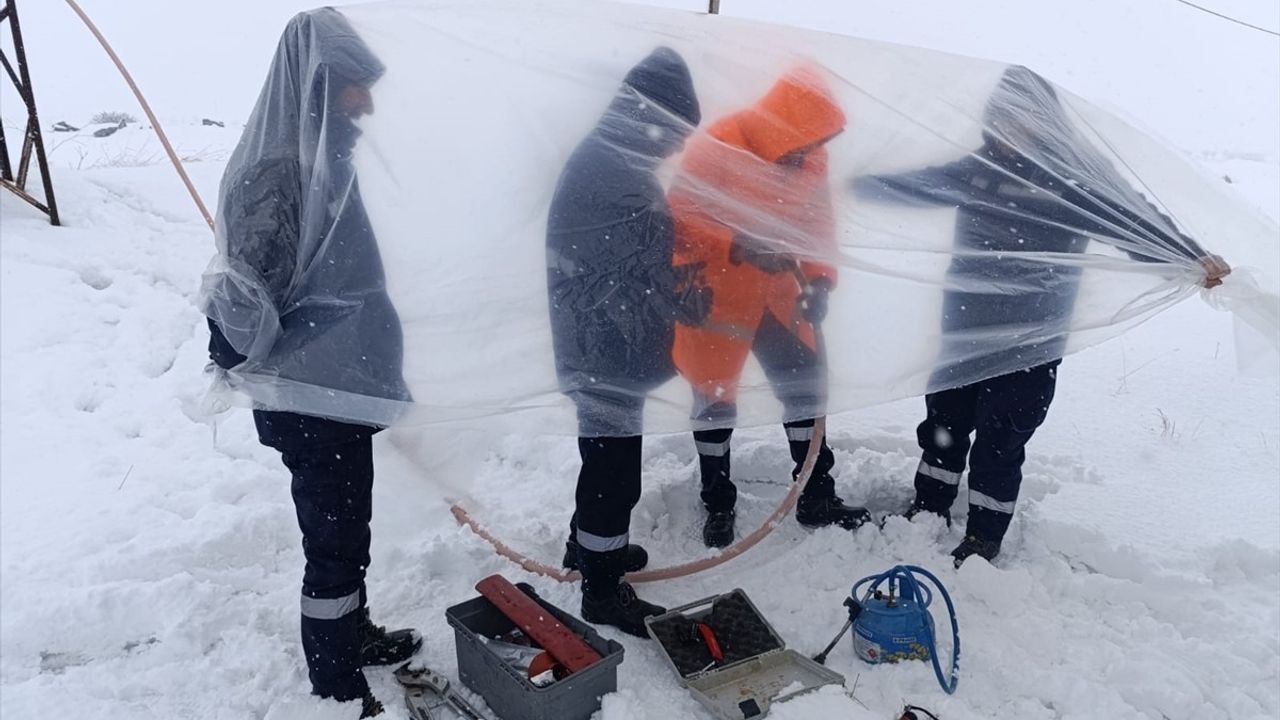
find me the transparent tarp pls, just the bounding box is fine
[200,0,1279,437]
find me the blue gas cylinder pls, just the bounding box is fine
[851,589,935,664]
[844,565,960,694]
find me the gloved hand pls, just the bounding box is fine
[672,262,713,326]
[799,277,833,323]
[681,285,714,326]
[729,234,795,274]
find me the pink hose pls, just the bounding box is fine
[449,418,826,584]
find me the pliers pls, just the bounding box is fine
[393,663,487,720]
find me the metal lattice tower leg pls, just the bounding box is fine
[1,0,59,226]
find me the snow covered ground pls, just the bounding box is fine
[3,1,1278,719]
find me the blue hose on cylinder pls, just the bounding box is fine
[820,564,959,694]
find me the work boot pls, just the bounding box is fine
[579,547,665,638]
[796,492,872,531]
[360,693,384,718]
[357,609,422,667]
[702,509,736,549]
[903,499,952,527]
[951,534,1002,568]
[562,536,649,573]
[786,427,869,531]
[581,581,666,638]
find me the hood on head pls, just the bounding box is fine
[737,64,846,163]
[600,46,702,159]
[289,8,385,90]
[982,65,1070,158]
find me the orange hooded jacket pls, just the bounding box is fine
[670,66,846,403]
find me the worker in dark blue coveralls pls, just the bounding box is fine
[546,47,708,637]
[853,66,1230,566]
[203,10,418,717]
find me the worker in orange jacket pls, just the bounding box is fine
[669,65,870,548]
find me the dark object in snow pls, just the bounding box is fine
[92,120,127,138]
[899,705,943,720]
[202,118,225,127]
[52,121,79,132]
[1223,174,1234,184]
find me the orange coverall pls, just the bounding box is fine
[669,66,846,411]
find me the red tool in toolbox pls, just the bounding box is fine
[475,575,603,674]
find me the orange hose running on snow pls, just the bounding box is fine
[449,417,827,584]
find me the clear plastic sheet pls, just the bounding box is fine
[200,0,1278,436]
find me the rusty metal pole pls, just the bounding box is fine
[0,0,60,225]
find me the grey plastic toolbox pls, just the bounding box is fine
[445,582,625,720]
[646,589,845,720]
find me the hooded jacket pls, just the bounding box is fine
[547,47,705,410]
[854,66,1204,387]
[670,66,846,392]
[203,8,410,416]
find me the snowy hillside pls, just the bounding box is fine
[2,1,1278,719]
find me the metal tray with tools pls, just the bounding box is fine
[645,589,844,720]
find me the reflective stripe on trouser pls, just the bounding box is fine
[912,460,962,516]
[301,589,361,620]
[695,437,731,457]
[917,459,961,485]
[969,490,1016,514]
[785,425,815,442]
[575,527,629,552]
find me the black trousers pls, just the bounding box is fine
[692,312,833,512]
[566,385,645,558]
[571,435,644,555]
[912,361,1059,542]
[693,420,836,513]
[255,410,377,702]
